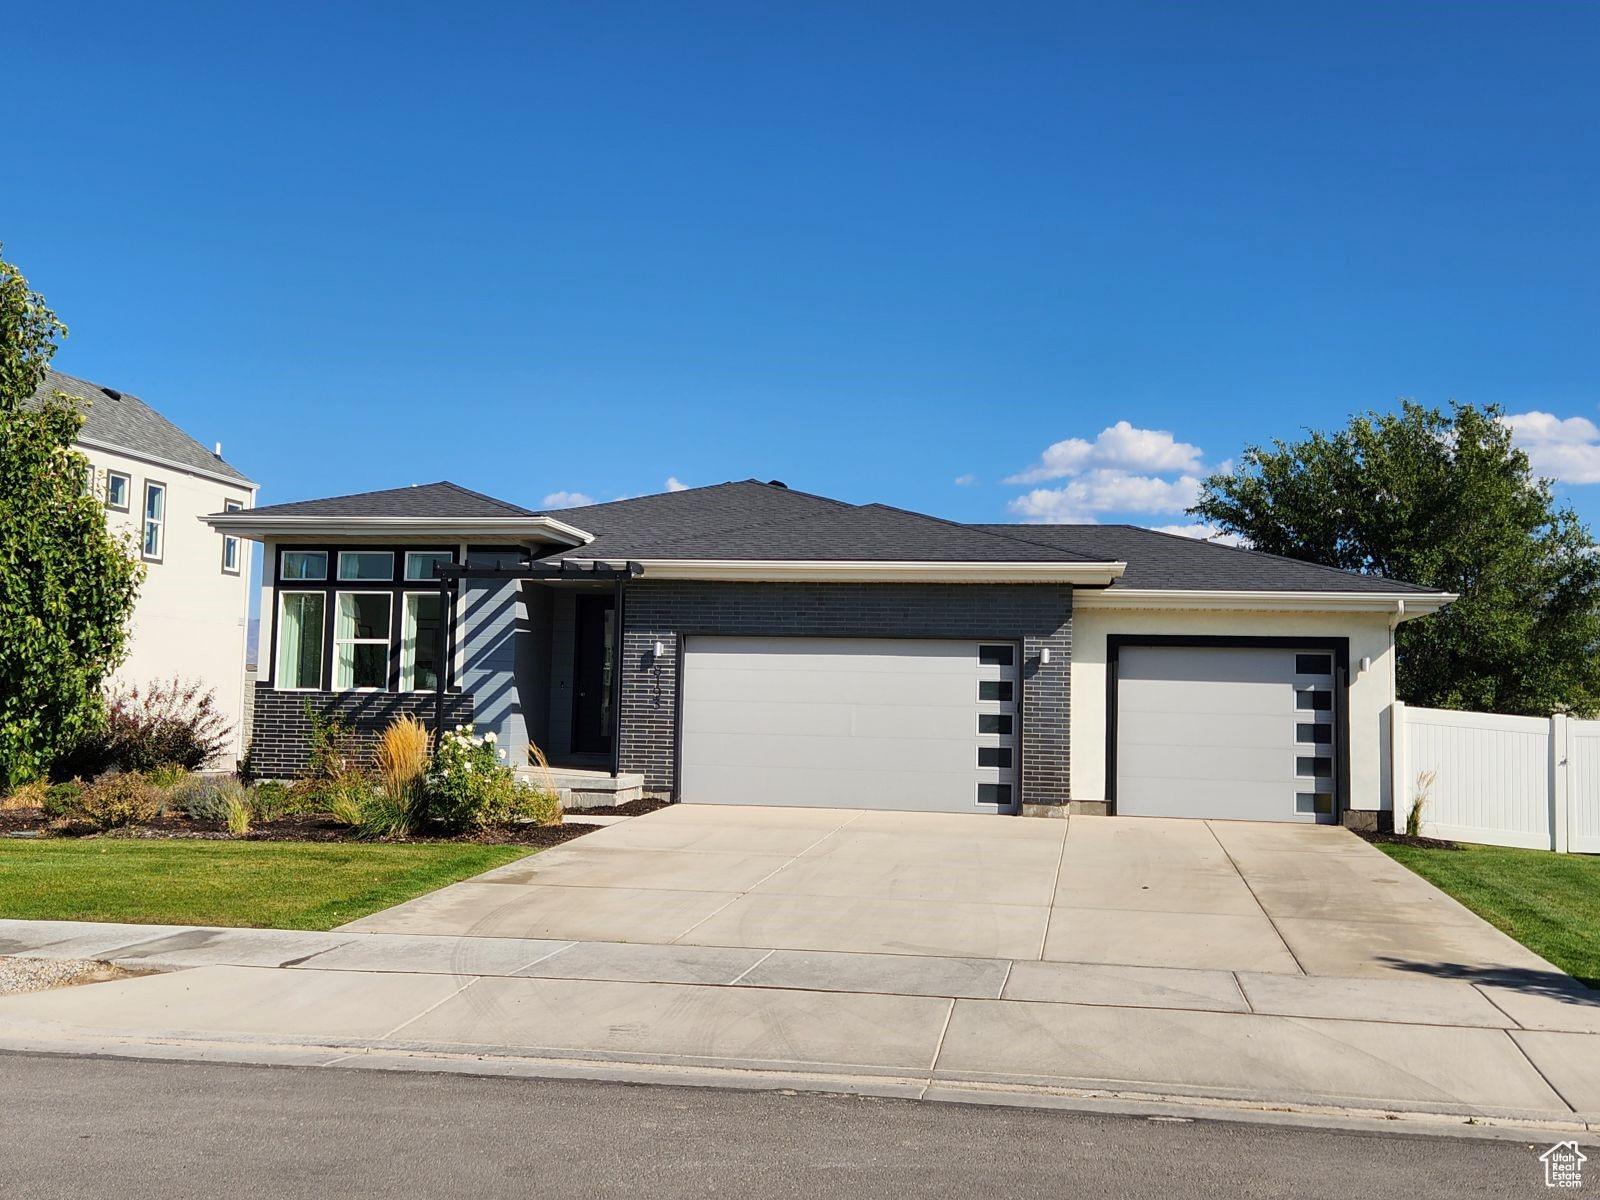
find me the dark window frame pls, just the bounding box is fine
[221,499,243,574]
[105,470,132,512]
[267,543,460,692]
[141,479,167,563]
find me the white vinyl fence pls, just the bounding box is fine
[1394,701,1600,853]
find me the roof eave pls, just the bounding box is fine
[1073,588,1457,615]
[78,435,257,488]
[199,514,596,547]
[630,559,1126,584]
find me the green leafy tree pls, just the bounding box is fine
[1191,401,1600,717]
[0,246,143,788]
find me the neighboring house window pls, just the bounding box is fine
[221,500,243,573]
[338,551,394,581]
[280,550,328,581]
[105,471,130,511]
[400,593,444,690]
[277,593,326,689]
[404,550,454,580]
[334,593,392,689]
[142,482,166,560]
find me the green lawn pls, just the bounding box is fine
[1376,841,1600,988]
[0,840,530,931]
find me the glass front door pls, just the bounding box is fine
[572,594,616,755]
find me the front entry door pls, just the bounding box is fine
[571,595,616,755]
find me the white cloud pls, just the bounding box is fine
[1006,421,1204,484]
[953,473,978,486]
[1007,470,1203,522]
[540,490,595,509]
[665,476,689,492]
[1148,522,1245,547]
[1502,411,1600,484]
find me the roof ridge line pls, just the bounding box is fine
[859,502,1107,562]
[1096,521,1429,588]
[435,480,537,516]
[628,502,867,558]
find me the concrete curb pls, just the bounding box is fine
[1,1030,1594,1142]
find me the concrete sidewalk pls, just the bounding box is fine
[1,917,1597,1130]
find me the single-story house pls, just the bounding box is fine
[205,479,1453,826]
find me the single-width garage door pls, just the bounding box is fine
[1115,645,1339,823]
[680,636,1020,813]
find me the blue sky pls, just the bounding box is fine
[5,1,1598,537]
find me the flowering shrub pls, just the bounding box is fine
[423,726,560,832]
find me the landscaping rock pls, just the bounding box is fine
[0,955,138,995]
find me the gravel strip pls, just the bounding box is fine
[0,955,138,996]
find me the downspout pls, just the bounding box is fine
[1387,598,1406,660]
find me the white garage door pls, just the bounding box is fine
[1116,646,1339,823]
[681,636,1020,813]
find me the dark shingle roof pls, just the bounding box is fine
[240,481,536,519]
[553,482,1110,563]
[550,481,852,559]
[33,369,254,484]
[969,524,1437,594]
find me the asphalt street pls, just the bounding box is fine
[0,1053,1572,1198]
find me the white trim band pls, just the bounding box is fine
[201,514,596,548]
[1072,587,1456,616]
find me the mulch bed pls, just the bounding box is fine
[567,797,671,817]
[1355,830,1463,851]
[0,805,606,848]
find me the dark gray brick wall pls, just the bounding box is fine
[617,581,1072,807]
[247,685,474,778]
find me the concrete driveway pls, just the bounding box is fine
[3,807,1596,1124]
[343,806,1554,980]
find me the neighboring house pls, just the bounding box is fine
[206,479,1453,826]
[35,370,258,763]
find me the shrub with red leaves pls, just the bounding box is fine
[61,679,233,776]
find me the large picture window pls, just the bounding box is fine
[400,593,444,690]
[142,482,166,560]
[334,593,392,689]
[277,592,326,689]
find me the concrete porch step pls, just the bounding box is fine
[518,767,645,809]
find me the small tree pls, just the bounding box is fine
[1191,401,1600,717]
[0,246,143,788]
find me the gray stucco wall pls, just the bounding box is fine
[616,580,1073,807]
[458,579,527,765]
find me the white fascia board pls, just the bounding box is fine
[199,514,596,547]
[1072,587,1456,616]
[78,436,257,488]
[629,559,1127,584]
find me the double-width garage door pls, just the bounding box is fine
[680,636,1020,813]
[1116,645,1340,824]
